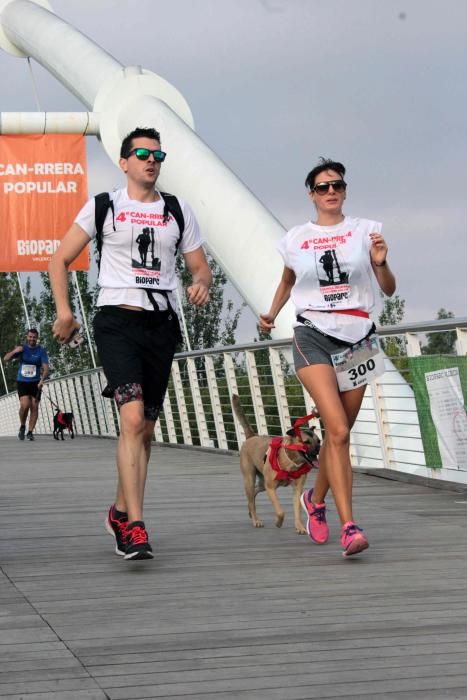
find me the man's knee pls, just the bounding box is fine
[119,401,145,436]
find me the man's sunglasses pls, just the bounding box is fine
[312,180,347,195]
[125,148,167,162]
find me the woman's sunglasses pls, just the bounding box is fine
[312,180,347,195]
[125,148,167,162]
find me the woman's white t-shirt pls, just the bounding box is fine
[277,216,381,343]
[75,188,203,311]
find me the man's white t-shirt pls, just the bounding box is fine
[75,188,203,311]
[277,216,381,343]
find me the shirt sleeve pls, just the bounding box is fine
[178,200,203,254]
[74,197,97,240]
[40,347,49,364]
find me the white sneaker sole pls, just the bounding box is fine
[104,517,126,556]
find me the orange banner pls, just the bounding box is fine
[0,134,89,271]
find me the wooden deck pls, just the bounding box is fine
[1,435,467,699]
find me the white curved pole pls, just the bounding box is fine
[0,0,296,338]
[0,111,99,134]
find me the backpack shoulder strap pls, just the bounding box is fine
[94,192,115,268]
[160,192,185,254]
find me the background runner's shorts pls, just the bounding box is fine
[93,306,179,415]
[293,325,352,371]
[17,381,40,398]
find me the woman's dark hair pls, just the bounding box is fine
[120,127,161,158]
[305,158,346,191]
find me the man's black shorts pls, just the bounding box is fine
[93,306,179,416]
[17,381,40,399]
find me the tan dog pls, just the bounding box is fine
[232,394,320,534]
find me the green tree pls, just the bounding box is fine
[421,308,456,355]
[175,254,245,350]
[378,291,406,357]
[33,272,97,377]
[0,274,28,395]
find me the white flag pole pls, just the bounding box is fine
[0,358,9,394]
[16,273,31,328]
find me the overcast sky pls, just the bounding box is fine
[1,0,466,341]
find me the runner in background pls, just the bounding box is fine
[259,158,396,557]
[3,328,49,441]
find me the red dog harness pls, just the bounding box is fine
[267,411,319,483]
[57,411,67,426]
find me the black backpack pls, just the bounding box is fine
[94,191,185,269]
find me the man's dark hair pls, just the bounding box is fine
[305,158,346,191]
[120,127,161,158]
[27,328,39,336]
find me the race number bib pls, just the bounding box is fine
[331,334,385,392]
[21,364,37,379]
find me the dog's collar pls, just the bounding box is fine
[267,436,312,482]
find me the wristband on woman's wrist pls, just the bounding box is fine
[374,259,387,267]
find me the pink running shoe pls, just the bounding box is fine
[300,489,329,544]
[341,521,369,557]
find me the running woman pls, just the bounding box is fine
[259,158,395,557]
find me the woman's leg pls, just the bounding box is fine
[297,364,366,525]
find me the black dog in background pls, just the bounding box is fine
[53,411,75,440]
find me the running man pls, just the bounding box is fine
[49,126,212,560]
[4,328,49,441]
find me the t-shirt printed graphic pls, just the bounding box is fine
[317,245,350,305]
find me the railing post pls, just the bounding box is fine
[405,333,421,357]
[162,386,177,444]
[89,374,107,434]
[205,355,228,450]
[245,350,267,434]
[456,327,467,356]
[66,377,84,434]
[269,347,291,433]
[224,352,243,447]
[171,360,192,445]
[187,357,211,447]
[77,375,94,435]
[368,377,391,470]
[154,418,164,442]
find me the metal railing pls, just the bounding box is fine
[1,318,466,485]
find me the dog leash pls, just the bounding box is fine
[292,410,319,438]
[40,386,60,411]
